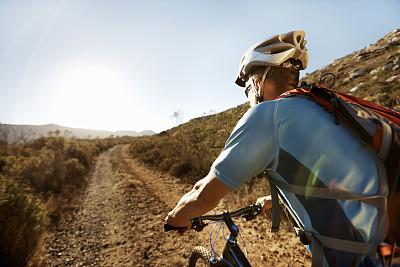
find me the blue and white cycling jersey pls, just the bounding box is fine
[210,97,384,266]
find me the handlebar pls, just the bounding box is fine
[164,204,261,232]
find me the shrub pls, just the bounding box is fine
[65,158,86,182]
[0,175,49,267]
[170,160,193,177]
[159,157,176,172]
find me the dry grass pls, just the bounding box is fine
[114,178,143,190]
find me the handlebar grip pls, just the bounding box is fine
[164,224,186,232]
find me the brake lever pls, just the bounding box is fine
[164,224,186,232]
[243,205,261,221]
[191,217,207,232]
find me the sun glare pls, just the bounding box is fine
[52,65,134,130]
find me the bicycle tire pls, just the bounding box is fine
[188,246,211,267]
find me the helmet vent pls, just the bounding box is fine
[296,35,302,44]
[263,45,293,54]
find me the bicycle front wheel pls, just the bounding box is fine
[188,246,211,267]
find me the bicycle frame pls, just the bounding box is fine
[217,212,252,267]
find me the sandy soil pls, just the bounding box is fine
[41,145,311,266]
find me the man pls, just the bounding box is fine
[166,31,384,266]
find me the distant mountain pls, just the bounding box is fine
[0,123,155,144]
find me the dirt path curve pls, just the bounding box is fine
[43,144,311,266]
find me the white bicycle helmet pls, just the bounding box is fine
[235,30,309,87]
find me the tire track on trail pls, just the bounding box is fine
[43,145,208,266]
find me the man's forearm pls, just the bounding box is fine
[166,186,215,227]
[166,173,232,228]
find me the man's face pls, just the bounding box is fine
[245,78,261,107]
[247,87,258,107]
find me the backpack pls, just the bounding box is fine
[264,81,400,266]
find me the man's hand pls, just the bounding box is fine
[165,214,191,235]
[256,195,272,216]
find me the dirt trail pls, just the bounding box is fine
[42,145,311,266]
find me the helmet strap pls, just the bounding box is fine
[258,66,272,102]
[247,66,273,104]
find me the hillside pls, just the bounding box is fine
[0,123,155,144]
[300,29,400,108]
[129,29,400,183]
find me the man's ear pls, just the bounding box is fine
[254,77,262,87]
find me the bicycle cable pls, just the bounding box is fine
[208,218,249,267]
[210,221,222,258]
[210,221,234,267]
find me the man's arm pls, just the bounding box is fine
[165,172,232,233]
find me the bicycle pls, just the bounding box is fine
[164,204,261,266]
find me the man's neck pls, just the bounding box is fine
[262,84,295,101]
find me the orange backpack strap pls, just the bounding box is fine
[386,126,400,244]
[379,243,400,256]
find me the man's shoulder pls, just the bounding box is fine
[240,97,325,127]
[271,96,324,113]
[248,97,334,126]
[252,97,313,113]
[243,101,276,120]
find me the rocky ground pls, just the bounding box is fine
[301,29,400,110]
[40,145,311,266]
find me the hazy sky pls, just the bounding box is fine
[1,0,399,132]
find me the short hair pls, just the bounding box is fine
[247,66,300,89]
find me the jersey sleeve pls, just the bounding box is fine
[210,102,280,189]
